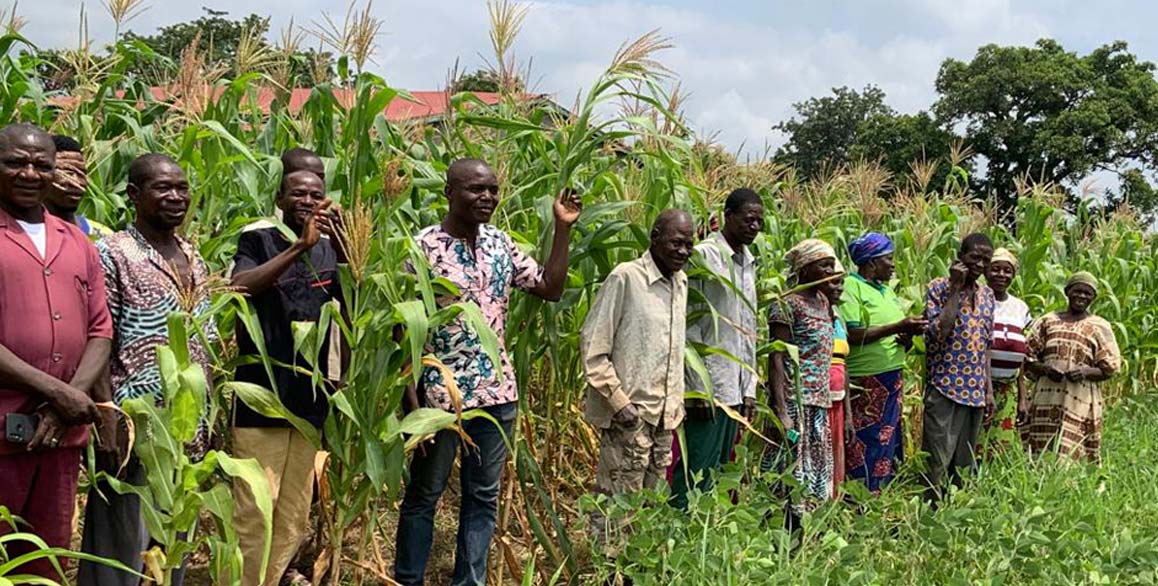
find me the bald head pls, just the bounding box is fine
[0,123,53,152]
[649,209,694,277]
[446,159,492,190]
[128,154,181,189]
[652,209,693,238]
[444,158,499,227]
[282,148,325,182]
[0,123,56,217]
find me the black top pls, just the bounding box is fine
[231,226,344,428]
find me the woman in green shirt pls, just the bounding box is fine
[841,233,927,492]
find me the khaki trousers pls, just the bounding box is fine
[233,427,318,586]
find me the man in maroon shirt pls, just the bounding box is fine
[0,123,112,579]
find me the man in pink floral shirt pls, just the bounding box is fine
[395,159,581,586]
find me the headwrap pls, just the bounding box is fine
[991,248,1019,272]
[1065,271,1098,294]
[785,239,836,283]
[847,232,895,267]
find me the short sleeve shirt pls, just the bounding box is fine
[414,224,544,411]
[991,295,1031,381]
[924,277,996,407]
[0,208,113,453]
[231,225,344,428]
[97,226,217,406]
[839,273,908,377]
[769,293,833,408]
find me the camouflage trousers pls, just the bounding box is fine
[591,419,673,552]
[595,419,674,495]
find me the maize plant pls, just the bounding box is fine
[2,3,1158,582]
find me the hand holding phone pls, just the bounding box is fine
[5,413,41,445]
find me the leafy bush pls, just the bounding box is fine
[592,397,1158,585]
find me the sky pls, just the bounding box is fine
[14,0,1158,156]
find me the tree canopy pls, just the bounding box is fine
[935,39,1158,219]
[774,40,1158,221]
[37,8,335,90]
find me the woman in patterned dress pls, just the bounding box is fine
[767,239,837,509]
[978,248,1032,453]
[1023,271,1121,463]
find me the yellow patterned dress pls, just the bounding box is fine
[1023,312,1121,463]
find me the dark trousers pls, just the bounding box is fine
[77,457,187,586]
[921,387,983,501]
[670,405,739,509]
[0,447,81,581]
[394,402,517,586]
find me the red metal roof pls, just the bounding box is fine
[51,87,538,121]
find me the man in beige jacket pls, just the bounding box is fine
[582,209,694,516]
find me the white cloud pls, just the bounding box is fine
[16,0,1157,157]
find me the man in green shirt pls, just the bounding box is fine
[840,232,926,492]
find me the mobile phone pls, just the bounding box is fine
[5,413,41,445]
[786,428,800,445]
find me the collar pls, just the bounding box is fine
[708,232,754,266]
[0,205,65,230]
[642,250,686,286]
[0,205,69,265]
[851,271,887,292]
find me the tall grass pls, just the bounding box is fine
[2,1,1157,581]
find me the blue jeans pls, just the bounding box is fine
[394,401,517,586]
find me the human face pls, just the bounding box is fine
[0,132,55,213]
[823,274,845,305]
[447,163,500,226]
[131,162,190,230]
[46,152,87,212]
[278,172,326,229]
[865,253,895,282]
[723,203,764,246]
[961,244,993,282]
[1067,283,1096,314]
[800,257,836,287]
[986,260,1016,296]
[651,217,695,276]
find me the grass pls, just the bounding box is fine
[592,395,1158,585]
[4,1,1158,583]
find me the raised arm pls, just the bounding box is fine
[231,205,329,296]
[528,191,582,302]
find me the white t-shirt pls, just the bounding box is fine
[16,220,46,258]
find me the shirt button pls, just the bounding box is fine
[43,268,53,276]
[51,353,62,363]
[53,312,62,320]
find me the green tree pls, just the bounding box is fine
[449,68,526,93]
[934,39,1158,219]
[773,85,957,188]
[122,8,334,85]
[773,85,892,179]
[35,8,335,89]
[851,112,958,191]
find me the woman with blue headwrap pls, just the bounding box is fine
[840,233,928,492]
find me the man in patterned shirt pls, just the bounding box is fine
[921,232,995,502]
[394,159,582,586]
[78,154,216,586]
